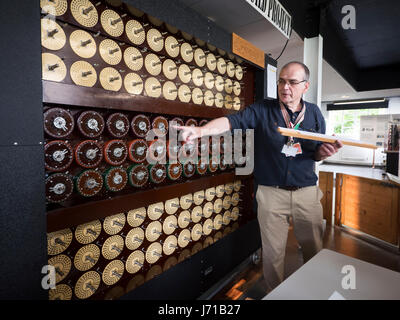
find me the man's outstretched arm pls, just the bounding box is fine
[173,117,231,143]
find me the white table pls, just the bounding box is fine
[263,249,400,300]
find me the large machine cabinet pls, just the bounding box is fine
[0,0,275,300]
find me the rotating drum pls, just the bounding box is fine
[75,219,101,244]
[70,61,97,87]
[74,271,100,299]
[41,18,66,51]
[69,30,96,59]
[44,108,74,138]
[131,114,150,138]
[127,164,149,187]
[70,0,99,28]
[75,169,103,197]
[125,19,145,45]
[100,9,124,38]
[128,139,148,163]
[42,53,67,82]
[45,173,74,203]
[103,140,128,166]
[99,39,122,65]
[106,113,130,138]
[127,207,146,227]
[124,47,143,71]
[41,0,68,16]
[74,140,103,168]
[103,167,128,192]
[44,140,74,172]
[77,110,105,138]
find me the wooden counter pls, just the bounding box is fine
[318,164,400,249]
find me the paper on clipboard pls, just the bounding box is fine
[277,127,378,149]
[267,64,277,99]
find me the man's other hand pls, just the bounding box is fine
[315,136,343,161]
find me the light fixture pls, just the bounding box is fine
[333,98,385,105]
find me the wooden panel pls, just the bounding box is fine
[335,173,343,226]
[318,171,333,226]
[43,81,237,119]
[232,33,265,68]
[338,175,399,245]
[47,172,252,232]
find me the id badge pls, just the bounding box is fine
[292,142,303,155]
[281,142,302,157]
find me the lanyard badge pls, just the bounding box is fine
[280,102,305,157]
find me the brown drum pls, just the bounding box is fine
[167,163,182,181]
[152,116,168,137]
[77,110,105,138]
[106,113,130,138]
[44,108,74,138]
[127,164,149,187]
[74,140,103,168]
[104,140,128,166]
[196,158,207,175]
[75,169,103,197]
[45,173,74,203]
[182,161,195,178]
[149,163,166,184]
[131,114,150,138]
[103,167,128,192]
[128,139,148,163]
[44,140,74,172]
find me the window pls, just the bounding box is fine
[327,108,387,140]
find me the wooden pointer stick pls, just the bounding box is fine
[277,127,378,150]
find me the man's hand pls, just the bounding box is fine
[172,117,231,144]
[172,125,201,143]
[315,137,343,161]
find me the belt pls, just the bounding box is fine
[275,186,302,191]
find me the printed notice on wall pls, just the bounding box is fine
[267,64,277,98]
[360,115,389,147]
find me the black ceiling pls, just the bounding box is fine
[281,0,400,92]
[327,0,400,69]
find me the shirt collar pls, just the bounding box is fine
[280,98,305,115]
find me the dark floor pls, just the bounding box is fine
[212,225,400,300]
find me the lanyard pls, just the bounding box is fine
[279,100,306,143]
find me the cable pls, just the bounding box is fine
[275,19,292,60]
[275,39,289,61]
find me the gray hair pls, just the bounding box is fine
[281,61,310,81]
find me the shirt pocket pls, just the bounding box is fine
[267,120,286,147]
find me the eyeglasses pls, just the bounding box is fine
[277,79,307,87]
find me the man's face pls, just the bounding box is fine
[278,64,309,105]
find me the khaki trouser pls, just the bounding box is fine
[256,185,324,291]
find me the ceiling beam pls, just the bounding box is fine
[358,63,400,91]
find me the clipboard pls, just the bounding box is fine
[277,127,378,150]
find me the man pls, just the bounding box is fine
[174,61,343,291]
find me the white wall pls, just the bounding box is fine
[388,97,400,114]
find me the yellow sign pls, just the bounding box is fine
[232,33,265,69]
